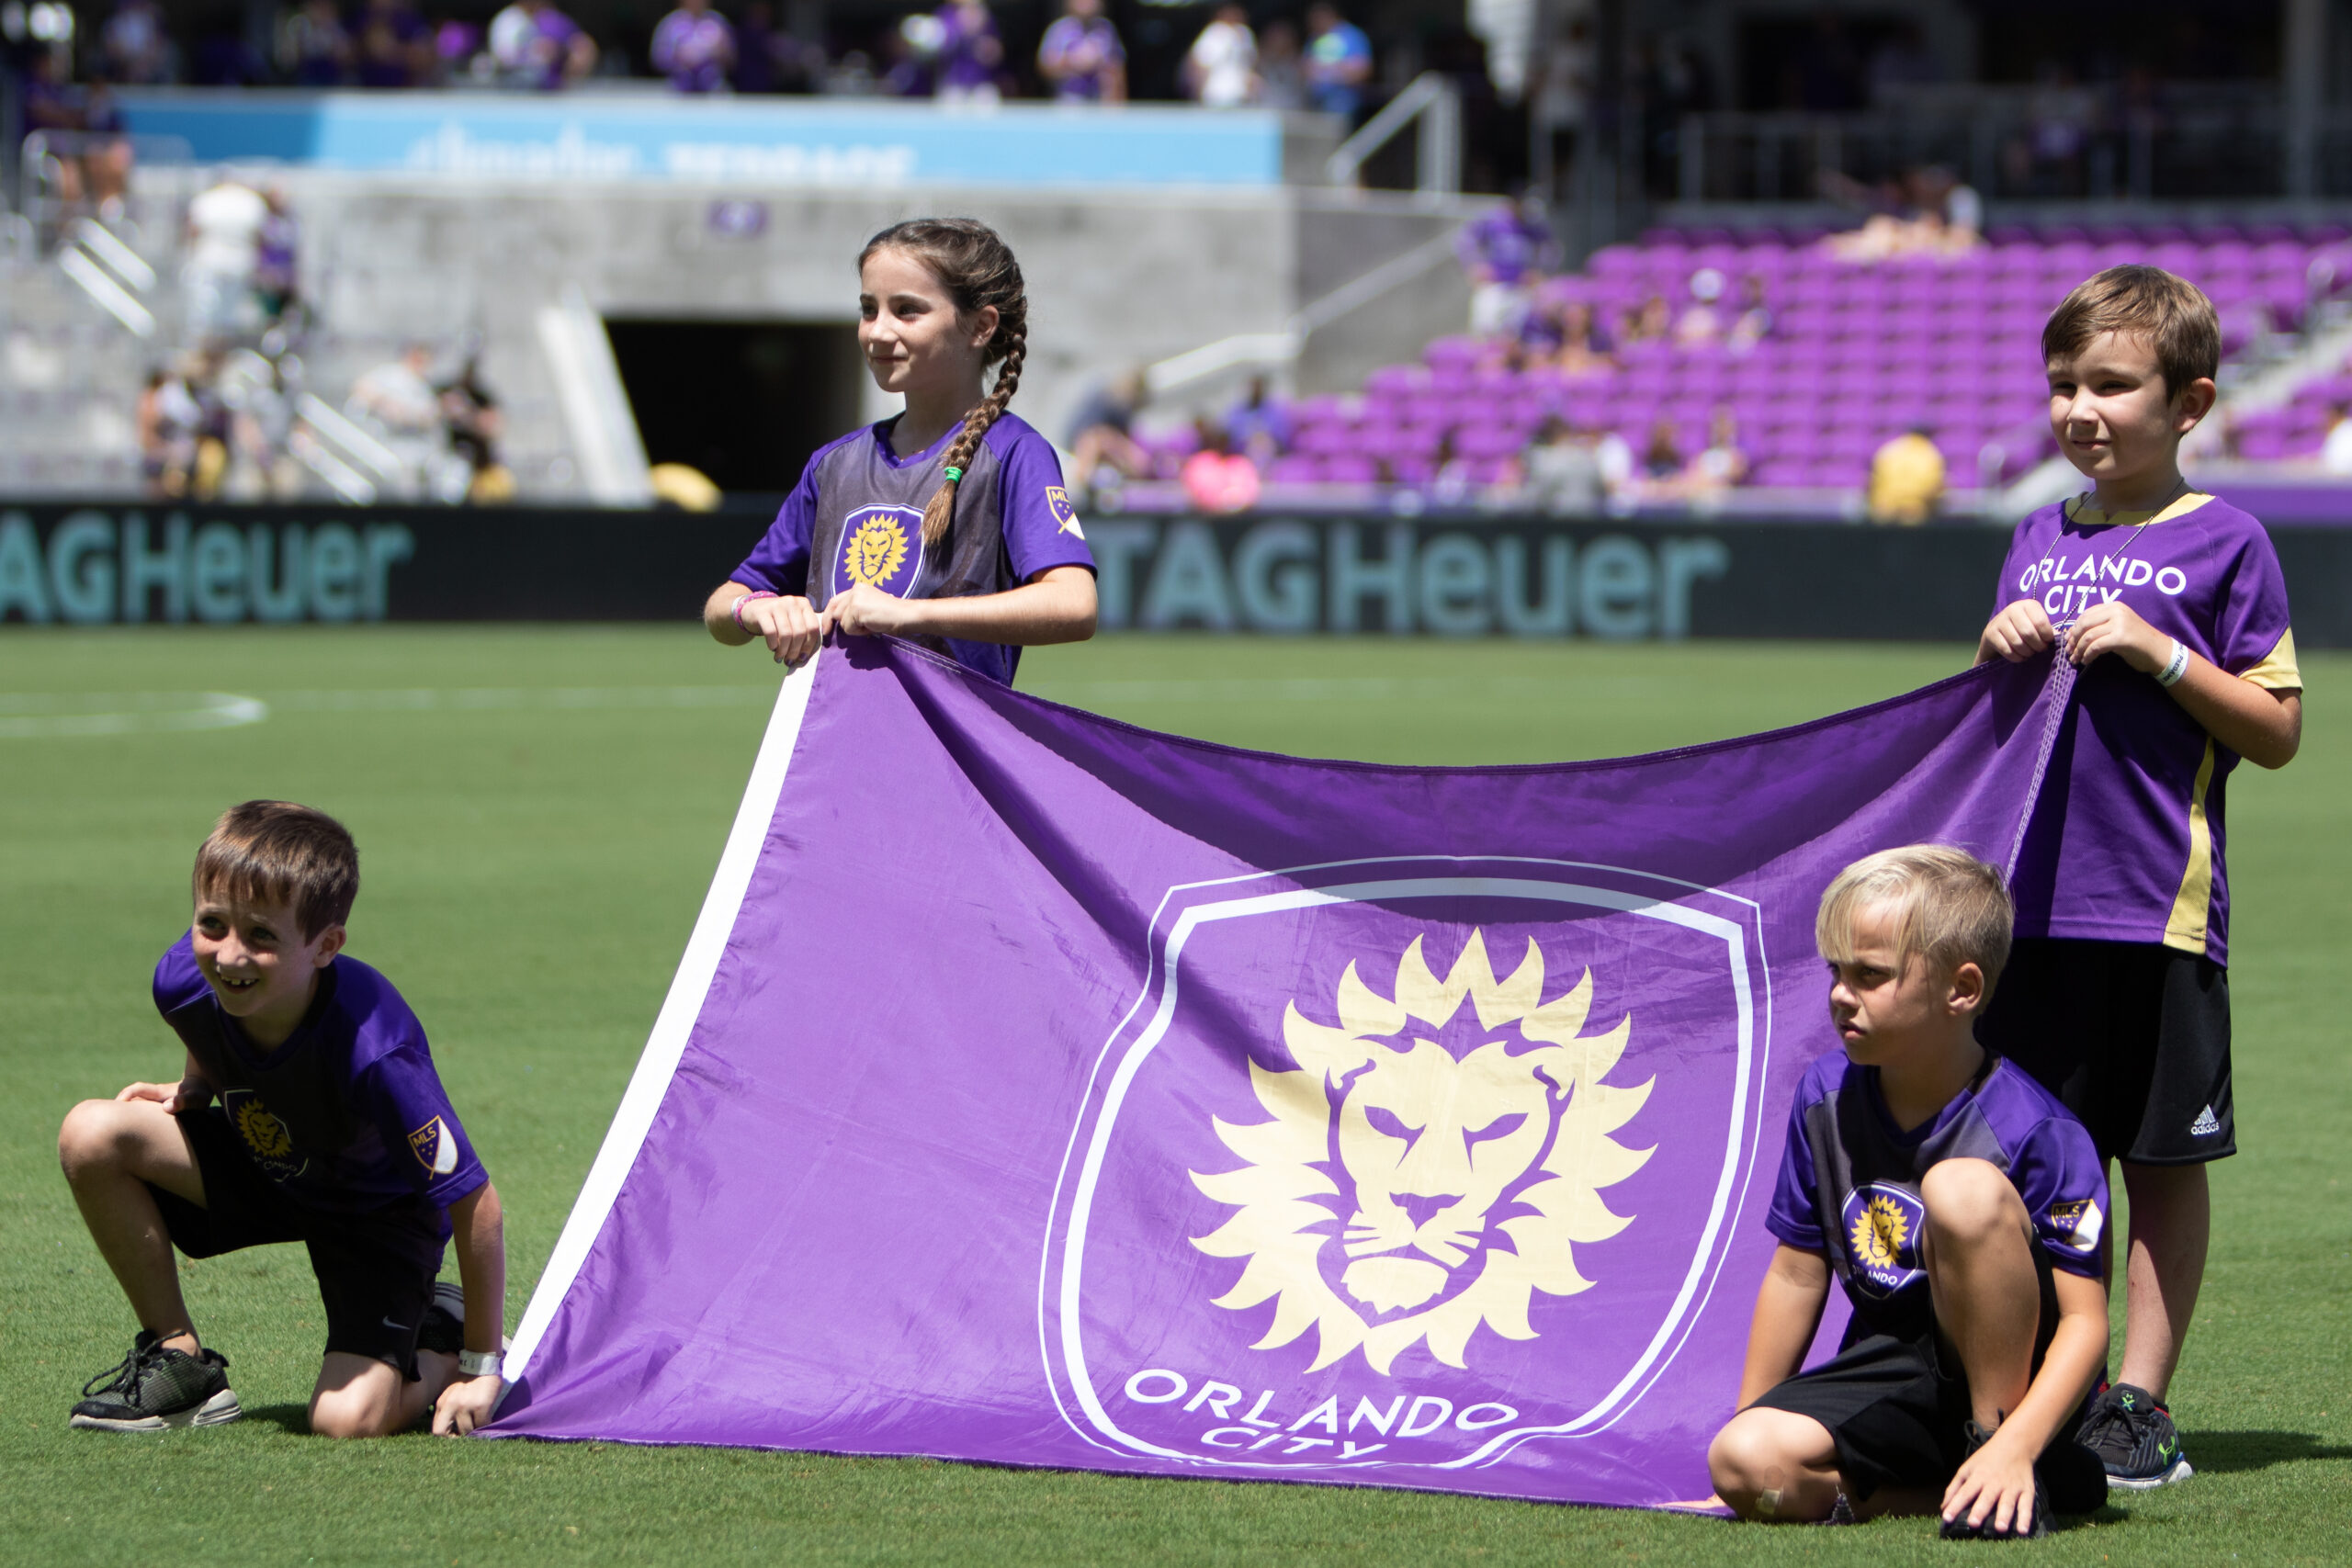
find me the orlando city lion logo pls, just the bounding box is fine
[233,1099,293,1158]
[1189,931,1654,1374]
[842,512,911,588]
[1843,1184,1926,1292]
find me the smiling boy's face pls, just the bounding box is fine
[191,889,344,1045]
[2046,329,2215,494]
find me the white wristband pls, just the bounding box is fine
[457,1348,503,1379]
[2155,638,2190,688]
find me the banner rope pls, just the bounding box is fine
[2004,652,2078,884]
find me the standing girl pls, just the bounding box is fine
[706,219,1097,683]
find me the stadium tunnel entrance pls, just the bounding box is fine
[605,319,865,510]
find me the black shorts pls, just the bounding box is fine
[1975,938,2233,1166]
[1749,1250,2064,1501]
[151,1108,449,1381]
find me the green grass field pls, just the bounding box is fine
[3,627,2345,1567]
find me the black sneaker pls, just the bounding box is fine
[69,1331,242,1432]
[2078,1382,2193,1489]
[1939,1421,2052,1540]
[417,1281,467,1356]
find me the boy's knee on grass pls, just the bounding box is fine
[310,1359,412,1439]
[1707,1408,1834,1518]
[58,1098,160,1179]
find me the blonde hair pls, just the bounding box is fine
[858,217,1028,547]
[2042,265,2221,399]
[1816,844,2012,997]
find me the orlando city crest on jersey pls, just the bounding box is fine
[222,1088,308,1182]
[831,505,927,599]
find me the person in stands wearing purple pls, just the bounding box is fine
[1975,265,2301,1491]
[1708,847,2110,1539]
[707,219,1097,682]
[650,0,735,94]
[56,802,506,1438]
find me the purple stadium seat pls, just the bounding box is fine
[1324,454,1378,484]
[1266,455,1324,483]
[1425,336,1482,369]
[1364,365,1425,398]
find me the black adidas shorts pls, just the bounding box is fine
[1748,1249,2064,1501]
[151,1108,449,1381]
[1975,938,2234,1166]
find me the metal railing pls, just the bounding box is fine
[1670,88,2352,206]
[1326,72,1462,198]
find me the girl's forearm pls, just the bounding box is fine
[896,569,1098,646]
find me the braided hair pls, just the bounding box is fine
[859,218,1028,547]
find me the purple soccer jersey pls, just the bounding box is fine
[1767,1052,2107,1340]
[1995,492,2300,964]
[153,936,486,1222]
[732,413,1095,685]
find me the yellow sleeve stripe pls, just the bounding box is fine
[2163,739,2219,955]
[2240,628,2302,692]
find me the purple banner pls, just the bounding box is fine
[488,637,2064,1510]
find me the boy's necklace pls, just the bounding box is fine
[2035,479,2190,626]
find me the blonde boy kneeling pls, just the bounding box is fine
[1707,847,2109,1538]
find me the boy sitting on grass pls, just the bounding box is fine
[1707,846,2109,1538]
[1975,265,2301,1489]
[56,801,505,1437]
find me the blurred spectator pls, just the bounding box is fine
[1530,14,1592,197]
[1635,417,1683,494]
[1182,419,1260,513]
[1185,4,1258,108]
[1868,425,1945,523]
[1553,299,1612,373]
[652,0,735,94]
[348,343,447,494]
[1255,21,1306,110]
[25,57,133,223]
[1067,368,1148,502]
[1513,415,1604,515]
[215,347,302,501]
[1458,191,1550,337]
[883,20,937,96]
[1684,406,1748,492]
[934,0,1006,105]
[101,0,175,85]
[1038,0,1125,103]
[2026,64,2095,196]
[355,0,434,88]
[490,0,596,90]
[183,177,269,344]
[2322,403,2352,476]
[254,186,300,330]
[278,0,355,85]
[1303,3,1373,118]
[138,365,201,499]
[1725,275,1773,355]
[442,358,516,502]
[1675,267,1724,348]
[1224,376,1292,467]
[731,2,822,93]
[1616,293,1671,349]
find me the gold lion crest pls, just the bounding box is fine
[1851,1193,1910,1270]
[234,1100,293,1158]
[1190,931,1654,1375]
[843,513,910,587]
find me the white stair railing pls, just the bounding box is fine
[1325,72,1462,197]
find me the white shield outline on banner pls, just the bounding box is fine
[1039,854,1774,1473]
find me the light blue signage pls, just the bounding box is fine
[117,90,1284,187]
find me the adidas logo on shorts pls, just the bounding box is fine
[2188,1105,2222,1136]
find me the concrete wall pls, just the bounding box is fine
[275,174,1474,496]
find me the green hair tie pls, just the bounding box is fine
[944,466,965,482]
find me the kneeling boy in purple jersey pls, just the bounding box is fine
[1708,847,2109,1539]
[57,801,506,1437]
[1975,265,2301,1488]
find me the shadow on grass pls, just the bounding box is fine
[242,1404,313,1437]
[2185,1431,2352,1474]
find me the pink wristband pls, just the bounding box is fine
[731,590,778,631]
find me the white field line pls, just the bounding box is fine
[0,685,781,737]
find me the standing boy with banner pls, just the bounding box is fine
[1975,265,2303,1489]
